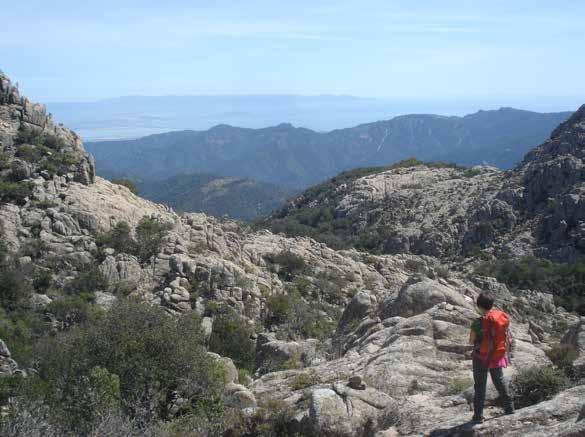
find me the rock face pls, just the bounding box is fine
[516,105,585,260]
[0,71,95,186]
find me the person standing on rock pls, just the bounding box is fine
[469,291,515,423]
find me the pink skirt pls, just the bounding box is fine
[487,355,510,369]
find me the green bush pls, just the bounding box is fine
[15,125,43,146]
[265,290,337,341]
[30,302,224,432]
[546,343,579,376]
[32,269,52,293]
[511,365,568,408]
[0,307,45,365]
[0,181,34,205]
[96,221,137,255]
[0,149,10,170]
[475,257,585,315]
[289,371,320,390]
[15,126,64,150]
[267,250,306,281]
[46,296,103,327]
[444,376,473,395]
[266,293,294,325]
[208,305,256,372]
[135,215,172,263]
[65,265,108,297]
[0,265,32,312]
[112,178,138,195]
[15,144,40,162]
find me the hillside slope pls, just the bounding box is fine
[138,173,296,221]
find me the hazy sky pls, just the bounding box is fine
[2,0,585,107]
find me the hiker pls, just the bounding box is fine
[469,291,515,423]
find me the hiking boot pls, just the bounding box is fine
[504,407,515,415]
[471,415,484,424]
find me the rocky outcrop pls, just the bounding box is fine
[255,334,323,375]
[514,105,585,260]
[0,71,95,186]
[376,384,585,436]
[0,339,23,377]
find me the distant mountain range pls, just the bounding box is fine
[86,107,572,190]
[138,174,296,221]
[47,94,398,141]
[48,94,567,142]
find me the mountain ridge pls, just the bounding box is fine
[86,107,572,189]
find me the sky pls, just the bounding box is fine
[1,0,585,110]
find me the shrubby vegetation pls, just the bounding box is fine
[265,250,306,281]
[96,216,172,264]
[475,256,585,314]
[207,304,256,373]
[0,181,34,205]
[136,216,173,263]
[1,302,226,434]
[546,343,579,377]
[511,365,568,408]
[11,126,78,176]
[96,221,137,255]
[444,376,473,395]
[112,178,139,194]
[265,288,338,341]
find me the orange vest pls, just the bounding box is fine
[478,309,510,361]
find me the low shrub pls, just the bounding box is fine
[0,149,10,170]
[46,296,103,327]
[0,307,45,365]
[208,305,256,372]
[65,265,108,297]
[111,178,138,195]
[0,265,33,311]
[546,343,579,376]
[96,221,137,255]
[289,371,320,390]
[265,290,337,341]
[267,250,306,281]
[0,181,34,205]
[444,376,473,395]
[511,365,568,408]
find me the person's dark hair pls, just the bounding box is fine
[476,291,495,311]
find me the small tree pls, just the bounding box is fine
[96,221,137,255]
[135,216,172,266]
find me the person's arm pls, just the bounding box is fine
[469,328,477,345]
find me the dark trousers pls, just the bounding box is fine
[472,356,514,418]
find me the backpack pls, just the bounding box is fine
[478,309,512,362]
